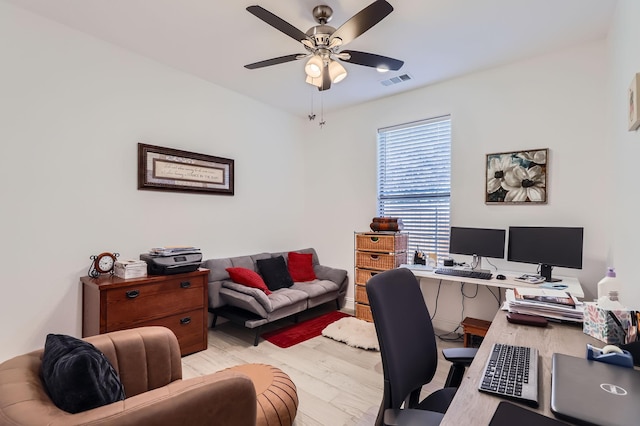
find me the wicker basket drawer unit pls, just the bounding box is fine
[354,231,408,322]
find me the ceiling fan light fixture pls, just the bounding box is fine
[305,55,323,78]
[329,60,347,83]
[305,74,323,88]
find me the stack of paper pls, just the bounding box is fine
[506,287,584,323]
[149,246,201,256]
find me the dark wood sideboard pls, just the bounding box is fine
[81,268,209,356]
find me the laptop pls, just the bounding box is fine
[551,353,640,426]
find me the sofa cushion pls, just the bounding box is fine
[291,280,340,298]
[222,281,273,314]
[226,267,272,295]
[257,256,294,291]
[41,333,125,413]
[287,252,317,282]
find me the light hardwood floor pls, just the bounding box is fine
[182,306,465,426]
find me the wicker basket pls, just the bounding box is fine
[355,285,369,304]
[355,252,407,271]
[355,268,380,285]
[355,232,408,253]
[356,303,373,322]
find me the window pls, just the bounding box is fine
[377,116,451,261]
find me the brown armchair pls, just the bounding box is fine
[0,326,257,426]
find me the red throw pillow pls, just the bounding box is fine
[226,267,271,295]
[287,252,317,282]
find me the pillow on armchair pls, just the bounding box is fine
[41,333,125,413]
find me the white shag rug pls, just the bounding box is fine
[321,317,380,351]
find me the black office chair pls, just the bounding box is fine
[366,268,477,426]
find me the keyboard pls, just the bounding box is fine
[434,268,492,280]
[478,343,539,407]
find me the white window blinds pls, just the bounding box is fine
[377,116,451,261]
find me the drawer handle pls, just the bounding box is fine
[180,281,191,289]
[370,255,379,260]
[180,317,192,325]
[369,237,379,243]
[126,290,139,299]
[371,272,378,277]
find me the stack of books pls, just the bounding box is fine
[148,246,201,257]
[114,259,148,279]
[506,287,584,323]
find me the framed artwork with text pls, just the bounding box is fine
[138,143,234,195]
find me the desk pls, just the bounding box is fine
[440,310,601,425]
[402,265,584,299]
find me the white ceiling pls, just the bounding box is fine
[5,0,617,117]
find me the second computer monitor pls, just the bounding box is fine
[448,227,506,270]
[507,226,584,282]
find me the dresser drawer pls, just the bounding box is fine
[355,251,406,271]
[355,232,407,253]
[105,277,204,329]
[133,309,206,356]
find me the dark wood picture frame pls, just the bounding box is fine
[138,143,234,195]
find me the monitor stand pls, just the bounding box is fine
[540,264,562,282]
[471,255,491,274]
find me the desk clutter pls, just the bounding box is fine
[505,288,583,323]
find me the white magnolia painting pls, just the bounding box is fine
[486,148,548,204]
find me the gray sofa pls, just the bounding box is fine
[202,248,348,345]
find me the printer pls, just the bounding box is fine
[140,252,202,275]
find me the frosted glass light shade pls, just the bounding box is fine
[305,56,323,78]
[305,75,323,88]
[329,60,347,83]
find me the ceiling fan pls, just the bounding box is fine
[244,1,404,91]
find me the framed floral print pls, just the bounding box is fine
[486,148,548,204]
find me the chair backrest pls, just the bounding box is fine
[366,268,439,409]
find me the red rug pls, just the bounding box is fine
[262,311,351,348]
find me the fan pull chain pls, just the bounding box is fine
[319,92,326,128]
[308,92,316,121]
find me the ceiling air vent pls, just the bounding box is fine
[380,73,412,86]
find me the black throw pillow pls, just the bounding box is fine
[41,333,125,414]
[257,256,294,291]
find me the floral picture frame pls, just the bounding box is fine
[486,148,548,204]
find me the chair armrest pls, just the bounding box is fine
[62,371,257,426]
[442,347,477,365]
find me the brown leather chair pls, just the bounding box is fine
[0,326,257,426]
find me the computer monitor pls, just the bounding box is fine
[507,226,584,282]
[448,227,506,271]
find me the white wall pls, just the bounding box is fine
[0,3,307,361]
[304,41,610,330]
[610,0,640,310]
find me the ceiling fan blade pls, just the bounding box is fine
[340,50,404,71]
[329,0,393,46]
[247,6,310,43]
[244,54,302,69]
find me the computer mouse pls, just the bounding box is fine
[496,274,506,280]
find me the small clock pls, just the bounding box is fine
[88,252,120,277]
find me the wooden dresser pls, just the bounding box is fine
[354,232,407,321]
[81,268,209,356]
